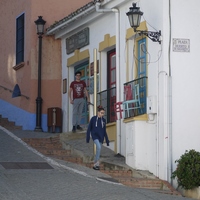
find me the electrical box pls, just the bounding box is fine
[147,96,157,114]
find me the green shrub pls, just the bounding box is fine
[172,149,200,190]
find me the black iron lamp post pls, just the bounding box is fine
[126,3,161,44]
[34,16,46,131]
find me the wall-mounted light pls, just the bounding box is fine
[126,3,161,44]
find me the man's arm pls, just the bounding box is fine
[84,87,90,102]
[86,117,93,143]
[69,87,73,104]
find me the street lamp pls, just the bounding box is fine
[126,3,161,44]
[34,16,46,131]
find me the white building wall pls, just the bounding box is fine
[55,0,200,187]
[61,38,68,133]
[170,0,200,185]
[125,120,157,174]
[123,0,167,180]
[139,0,200,182]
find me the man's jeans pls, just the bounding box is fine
[73,98,85,126]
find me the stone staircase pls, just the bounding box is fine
[22,136,88,166]
[22,135,180,196]
[22,137,85,165]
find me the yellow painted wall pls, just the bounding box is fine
[106,123,117,152]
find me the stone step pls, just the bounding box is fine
[0,116,22,130]
[101,161,130,171]
[22,137,61,148]
[23,136,60,143]
[152,189,182,196]
[117,177,164,189]
[51,155,83,164]
[23,141,62,149]
[37,149,71,156]
[100,169,132,178]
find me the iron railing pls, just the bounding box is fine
[0,85,29,99]
[96,77,147,122]
[97,87,116,123]
[123,76,147,118]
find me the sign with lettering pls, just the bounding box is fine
[173,38,190,52]
[66,27,89,54]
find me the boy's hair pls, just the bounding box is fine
[75,71,81,76]
[97,105,105,112]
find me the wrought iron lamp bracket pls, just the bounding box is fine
[137,30,161,44]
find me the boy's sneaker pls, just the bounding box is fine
[77,125,83,131]
[94,161,99,166]
[93,161,100,170]
[93,165,100,170]
[72,126,76,133]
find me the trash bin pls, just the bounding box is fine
[47,107,62,133]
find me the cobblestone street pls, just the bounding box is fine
[0,127,193,200]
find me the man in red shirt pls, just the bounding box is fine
[69,71,89,132]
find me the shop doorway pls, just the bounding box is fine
[74,61,89,126]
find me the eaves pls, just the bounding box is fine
[46,1,100,36]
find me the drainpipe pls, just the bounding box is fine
[95,2,121,154]
[157,0,172,182]
[168,0,173,185]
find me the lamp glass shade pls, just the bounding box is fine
[37,24,45,34]
[128,13,142,28]
[34,16,46,35]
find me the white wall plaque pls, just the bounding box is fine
[173,38,190,52]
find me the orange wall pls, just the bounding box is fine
[0,0,92,114]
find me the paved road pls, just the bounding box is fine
[0,127,192,200]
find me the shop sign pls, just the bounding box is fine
[66,27,89,54]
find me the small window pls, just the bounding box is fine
[137,38,146,78]
[107,49,116,123]
[16,14,24,65]
[137,38,147,114]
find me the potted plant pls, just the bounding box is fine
[172,149,200,199]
